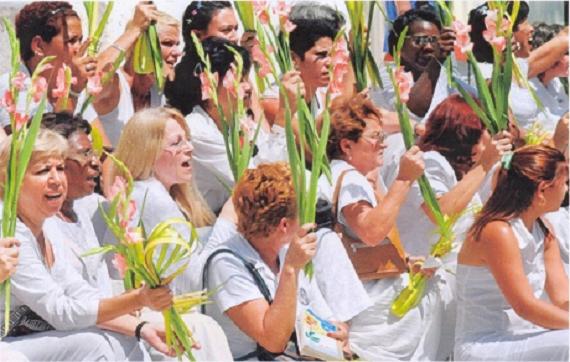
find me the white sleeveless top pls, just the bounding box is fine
[455,218,548,348]
[98,70,162,147]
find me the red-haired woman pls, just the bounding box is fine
[395,94,512,358]
[456,145,569,361]
[397,94,512,259]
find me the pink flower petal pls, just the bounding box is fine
[31,77,48,103]
[12,71,27,92]
[112,253,127,279]
[13,112,29,131]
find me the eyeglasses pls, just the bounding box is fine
[406,35,439,47]
[67,148,97,166]
[362,131,385,145]
[163,138,193,155]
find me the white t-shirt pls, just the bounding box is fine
[186,105,234,214]
[96,70,162,147]
[2,219,100,330]
[43,194,113,298]
[397,151,482,263]
[455,57,552,131]
[318,159,377,240]
[530,77,568,133]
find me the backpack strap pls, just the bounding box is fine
[202,248,289,361]
[202,248,273,315]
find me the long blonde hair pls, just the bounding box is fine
[111,107,215,227]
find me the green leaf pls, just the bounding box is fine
[234,1,255,31]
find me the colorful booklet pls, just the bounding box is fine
[295,308,343,361]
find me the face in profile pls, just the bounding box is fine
[153,118,194,189]
[64,131,100,200]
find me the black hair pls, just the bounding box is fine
[288,2,345,60]
[165,37,251,116]
[41,112,91,139]
[15,1,79,62]
[182,1,232,54]
[531,22,564,50]
[387,7,442,55]
[469,1,529,63]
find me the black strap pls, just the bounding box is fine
[202,248,298,361]
[201,249,274,314]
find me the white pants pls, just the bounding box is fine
[141,309,233,361]
[3,327,137,361]
[456,329,569,361]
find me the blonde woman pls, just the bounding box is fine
[93,7,182,147]
[110,107,232,361]
[0,129,172,361]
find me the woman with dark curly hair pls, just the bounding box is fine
[0,1,97,136]
[456,145,569,360]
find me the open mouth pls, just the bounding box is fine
[180,160,192,169]
[45,193,63,201]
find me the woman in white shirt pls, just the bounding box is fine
[165,37,253,213]
[0,129,172,361]
[318,93,452,360]
[111,107,233,361]
[398,94,512,259]
[41,112,177,359]
[456,145,569,361]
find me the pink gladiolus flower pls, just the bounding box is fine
[31,76,48,103]
[222,64,237,94]
[394,66,414,104]
[86,74,103,96]
[252,41,272,78]
[125,228,144,244]
[127,200,136,222]
[452,21,473,62]
[482,9,509,53]
[12,71,27,92]
[283,20,297,33]
[52,65,77,99]
[36,63,54,75]
[489,36,506,53]
[0,90,16,114]
[108,176,128,200]
[112,253,127,279]
[253,0,270,25]
[200,71,218,101]
[240,114,257,141]
[328,38,350,95]
[13,112,29,131]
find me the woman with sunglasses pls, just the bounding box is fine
[456,145,569,361]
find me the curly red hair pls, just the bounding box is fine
[233,162,297,241]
